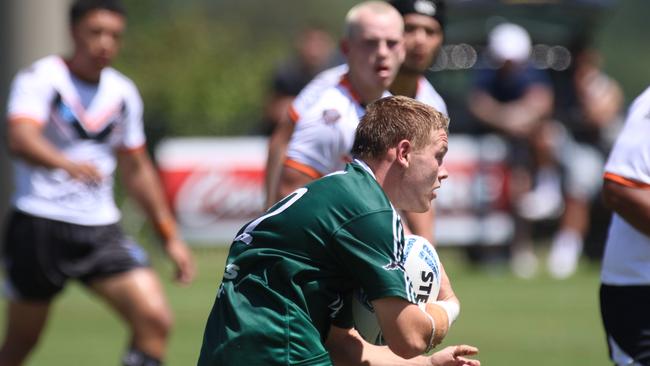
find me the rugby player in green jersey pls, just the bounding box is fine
[198,96,478,366]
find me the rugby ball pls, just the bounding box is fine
[352,234,442,344]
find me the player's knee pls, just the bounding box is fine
[133,303,173,338]
[146,307,173,337]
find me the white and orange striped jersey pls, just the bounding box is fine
[6,55,145,226]
[285,64,448,178]
[601,86,650,285]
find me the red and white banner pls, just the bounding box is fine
[156,135,513,246]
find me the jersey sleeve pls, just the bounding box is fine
[6,66,55,125]
[285,104,345,176]
[604,87,650,185]
[331,211,414,304]
[289,64,348,123]
[117,80,146,151]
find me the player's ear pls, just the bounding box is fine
[395,139,411,168]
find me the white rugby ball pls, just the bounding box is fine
[352,234,442,345]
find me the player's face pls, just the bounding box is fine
[343,12,405,92]
[401,128,448,212]
[72,9,125,71]
[402,14,443,74]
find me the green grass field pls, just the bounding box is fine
[0,246,610,365]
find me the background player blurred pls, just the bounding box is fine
[276,1,404,197]
[0,1,195,365]
[266,0,449,245]
[467,22,602,279]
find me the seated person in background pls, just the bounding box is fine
[552,40,624,262]
[557,41,624,155]
[468,22,602,279]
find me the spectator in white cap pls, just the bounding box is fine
[487,22,532,66]
[467,22,602,279]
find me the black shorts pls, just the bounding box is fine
[600,284,650,365]
[2,210,150,301]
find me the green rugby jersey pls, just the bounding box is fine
[198,161,416,366]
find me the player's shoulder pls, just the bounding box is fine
[16,55,66,82]
[612,86,650,141]
[295,83,353,123]
[291,64,348,118]
[101,67,138,90]
[316,163,390,208]
[98,67,141,103]
[416,77,448,116]
[31,55,65,72]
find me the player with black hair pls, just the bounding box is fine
[69,0,126,25]
[388,0,448,246]
[0,1,195,365]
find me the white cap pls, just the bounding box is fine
[488,22,531,63]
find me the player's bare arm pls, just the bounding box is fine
[468,85,552,138]
[277,163,316,201]
[326,325,479,366]
[602,179,650,237]
[503,84,554,136]
[265,117,296,207]
[117,148,196,284]
[371,297,449,358]
[7,117,101,184]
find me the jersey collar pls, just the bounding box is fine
[339,74,364,107]
[353,159,377,180]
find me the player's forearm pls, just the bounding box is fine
[327,326,432,366]
[339,345,433,366]
[468,92,506,130]
[519,86,553,118]
[120,152,179,241]
[8,121,76,171]
[373,298,440,358]
[264,119,294,208]
[265,136,288,208]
